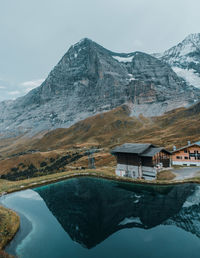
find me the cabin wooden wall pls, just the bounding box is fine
[172,145,200,163]
[152,151,171,167]
[141,157,153,167]
[116,153,140,166]
[115,151,170,168]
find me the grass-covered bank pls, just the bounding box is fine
[1,169,200,197]
[0,169,115,195]
[157,170,176,180]
[0,206,19,257]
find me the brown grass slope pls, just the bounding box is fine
[1,102,200,156]
[31,102,200,151]
[0,102,200,178]
[31,105,149,150]
[0,206,19,257]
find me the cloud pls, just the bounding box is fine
[8,91,20,95]
[20,78,45,94]
[21,79,44,88]
[24,87,36,93]
[0,78,45,102]
[133,39,143,48]
[16,189,43,201]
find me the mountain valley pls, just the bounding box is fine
[1,34,200,179]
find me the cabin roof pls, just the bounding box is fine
[141,147,164,157]
[111,143,171,156]
[111,143,153,155]
[172,141,200,153]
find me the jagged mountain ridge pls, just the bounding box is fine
[0,38,199,136]
[154,33,200,88]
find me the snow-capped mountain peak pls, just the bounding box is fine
[153,33,200,89]
[0,37,199,137]
[163,33,200,60]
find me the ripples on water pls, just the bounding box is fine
[2,177,200,258]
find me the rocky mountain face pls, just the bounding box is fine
[165,184,200,239]
[0,38,199,136]
[154,33,200,89]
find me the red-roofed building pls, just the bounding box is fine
[172,141,200,166]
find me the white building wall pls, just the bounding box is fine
[115,164,157,180]
[172,161,200,166]
[142,166,157,180]
[115,164,127,177]
[116,164,139,178]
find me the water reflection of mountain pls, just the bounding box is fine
[165,185,200,237]
[35,177,198,249]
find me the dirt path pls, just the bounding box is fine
[171,167,200,180]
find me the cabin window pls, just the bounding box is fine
[184,157,188,159]
[176,156,182,159]
[184,150,187,153]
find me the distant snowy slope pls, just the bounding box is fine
[153,33,200,88]
[112,55,134,62]
[172,67,200,88]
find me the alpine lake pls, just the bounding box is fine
[1,177,200,258]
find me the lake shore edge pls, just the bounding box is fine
[0,170,200,256]
[0,205,20,258]
[1,170,200,197]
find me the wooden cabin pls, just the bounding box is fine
[111,143,171,180]
[172,141,200,166]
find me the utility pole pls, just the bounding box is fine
[87,149,96,169]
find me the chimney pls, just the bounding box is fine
[173,146,176,151]
[188,141,191,146]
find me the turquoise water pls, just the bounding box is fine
[1,177,200,258]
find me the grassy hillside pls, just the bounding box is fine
[29,102,200,151]
[0,102,200,178]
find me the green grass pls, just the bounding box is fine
[0,169,116,195]
[157,170,176,180]
[1,168,200,198]
[172,165,192,169]
[0,206,19,251]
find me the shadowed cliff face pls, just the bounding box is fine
[35,177,197,249]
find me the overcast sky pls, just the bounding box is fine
[0,0,200,101]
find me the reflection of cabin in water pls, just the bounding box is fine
[172,141,200,166]
[111,143,171,180]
